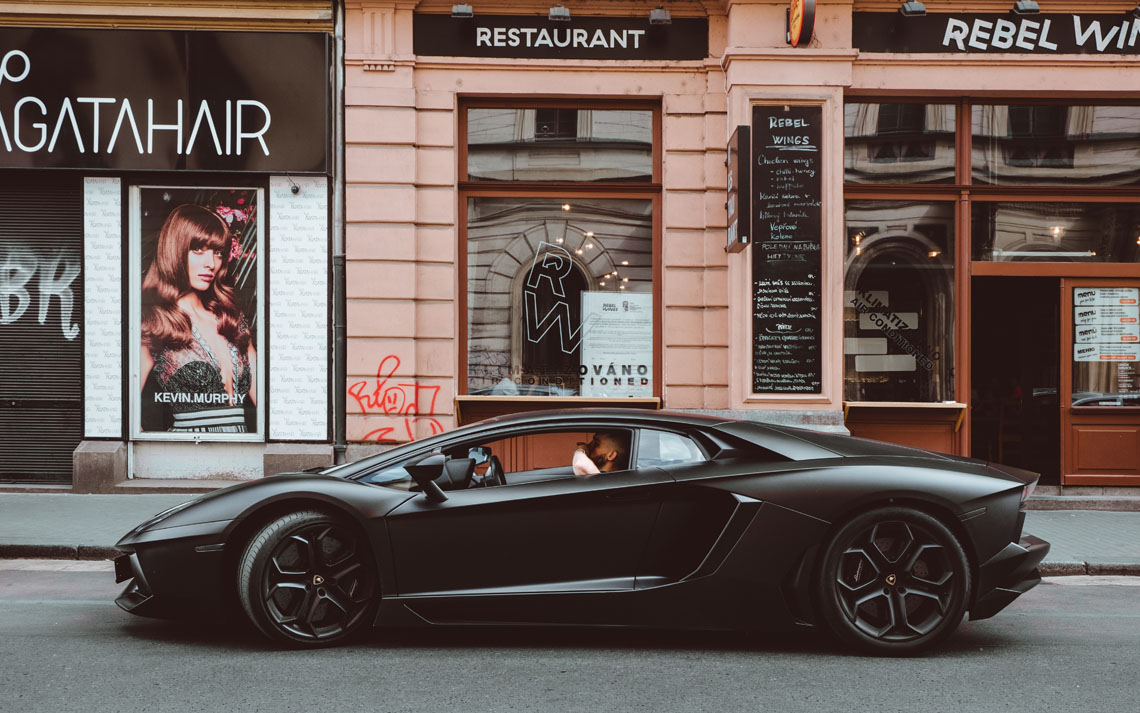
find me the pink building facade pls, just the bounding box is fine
[344,0,1140,490]
[5,1,1139,490]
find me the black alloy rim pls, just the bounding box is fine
[261,523,373,640]
[834,520,957,643]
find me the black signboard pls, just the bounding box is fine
[751,105,822,394]
[725,125,750,253]
[854,12,1140,54]
[0,27,329,172]
[414,14,708,60]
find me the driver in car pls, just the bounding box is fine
[572,431,628,477]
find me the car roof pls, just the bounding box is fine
[473,407,735,429]
[333,408,856,479]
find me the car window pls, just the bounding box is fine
[635,429,705,468]
[472,429,633,479]
[359,427,639,491]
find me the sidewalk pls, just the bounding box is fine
[0,492,1138,575]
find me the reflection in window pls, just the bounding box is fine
[467,108,652,182]
[844,103,955,184]
[973,105,1140,185]
[844,201,955,402]
[466,197,653,397]
[635,430,704,468]
[1004,106,1073,168]
[535,108,577,140]
[972,202,1140,263]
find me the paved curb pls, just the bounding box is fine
[1039,561,1140,577]
[1027,496,1140,512]
[0,544,120,561]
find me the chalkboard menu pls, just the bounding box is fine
[751,104,822,394]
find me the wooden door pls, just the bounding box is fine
[1060,279,1140,485]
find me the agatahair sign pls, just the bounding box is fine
[0,27,329,172]
[854,12,1140,54]
[414,13,708,60]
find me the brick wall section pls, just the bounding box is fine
[345,3,457,445]
[662,88,730,410]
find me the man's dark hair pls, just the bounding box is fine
[594,430,629,470]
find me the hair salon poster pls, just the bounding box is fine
[579,292,653,398]
[131,186,264,439]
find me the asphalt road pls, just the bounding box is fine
[1,562,1138,713]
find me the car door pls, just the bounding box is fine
[384,428,670,617]
[386,472,667,594]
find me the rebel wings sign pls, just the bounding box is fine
[854,12,1140,54]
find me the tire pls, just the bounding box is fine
[238,510,378,646]
[815,507,971,656]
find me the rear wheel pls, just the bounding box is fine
[815,507,970,655]
[238,510,378,646]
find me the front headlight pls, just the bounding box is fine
[123,497,201,537]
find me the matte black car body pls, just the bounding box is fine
[114,408,1048,652]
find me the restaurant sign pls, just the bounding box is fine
[414,13,708,60]
[854,12,1140,54]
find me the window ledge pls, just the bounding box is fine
[455,395,661,426]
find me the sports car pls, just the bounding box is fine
[113,408,1049,655]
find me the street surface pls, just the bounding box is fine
[1,561,1138,713]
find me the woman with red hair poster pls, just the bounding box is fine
[136,189,260,434]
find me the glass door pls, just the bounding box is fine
[1060,279,1140,486]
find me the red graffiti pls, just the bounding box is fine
[348,355,444,443]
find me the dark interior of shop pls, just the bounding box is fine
[971,277,1060,485]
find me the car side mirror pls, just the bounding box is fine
[405,453,448,503]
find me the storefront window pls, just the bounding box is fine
[844,201,956,402]
[972,202,1140,263]
[844,102,956,184]
[972,104,1140,186]
[466,108,653,182]
[466,197,653,396]
[462,102,658,401]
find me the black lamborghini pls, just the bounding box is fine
[114,408,1049,655]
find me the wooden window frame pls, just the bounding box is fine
[844,97,1140,455]
[457,98,663,403]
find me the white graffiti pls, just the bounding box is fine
[0,244,80,340]
[523,241,582,355]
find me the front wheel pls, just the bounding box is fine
[815,507,971,655]
[238,510,378,646]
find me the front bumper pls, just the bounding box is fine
[113,520,234,619]
[970,534,1050,621]
[114,551,154,614]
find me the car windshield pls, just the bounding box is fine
[361,461,419,490]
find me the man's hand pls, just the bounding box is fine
[573,444,600,476]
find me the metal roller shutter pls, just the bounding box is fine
[0,175,84,483]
